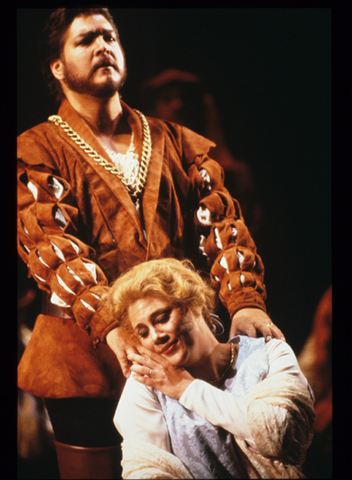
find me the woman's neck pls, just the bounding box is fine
[188,342,234,384]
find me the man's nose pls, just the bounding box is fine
[95,36,111,54]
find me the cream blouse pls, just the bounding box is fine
[114,338,310,452]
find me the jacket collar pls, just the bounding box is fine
[122,101,165,257]
[57,98,164,252]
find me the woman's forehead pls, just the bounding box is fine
[128,297,172,327]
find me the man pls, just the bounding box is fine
[17,8,284,479]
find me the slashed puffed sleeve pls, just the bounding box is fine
[17,129,118,344]
[181,126,267,318]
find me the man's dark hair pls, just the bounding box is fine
[40,8,119,104]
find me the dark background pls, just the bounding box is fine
[17,7,331,355]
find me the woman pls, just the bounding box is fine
[105,259,315,479]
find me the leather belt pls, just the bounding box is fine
[42,292,72,319]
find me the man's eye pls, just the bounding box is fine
[105,35,116,42]
[79,37,93,46]
[139,330,148,339]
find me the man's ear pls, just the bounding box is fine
[50,59,64,81]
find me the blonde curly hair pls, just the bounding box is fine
[104,258,220,336]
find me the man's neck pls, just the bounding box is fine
[65,90,124,137]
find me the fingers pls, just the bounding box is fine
[230,314,257,338]
[137,345,165,362]
[117,351,132,378]
[231,308,286,343]
[127,351,171,383]
[106,327,141,378]
[270,324,286,342]
[128,353,161,388]
[130,363,154,377]
[256,322,275,342]
[127,352,157,370]
[116,345,139,378]
[131,365,159,385]
[231,323,257,338]
[255,320,286,342]
[129,369,156,388]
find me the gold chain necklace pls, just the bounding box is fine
[210,342,236,385]
[104,133,139,187]
[47,109,152,198]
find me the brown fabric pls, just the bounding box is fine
[54,440,122,479]
[18,99,266,398]
[18,315,125,398]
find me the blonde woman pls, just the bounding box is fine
[105,258,315,479]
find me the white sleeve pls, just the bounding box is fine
[179,379,254,443]
[114,376,172,452]
[179,339,309,445]
[265,338,309,387]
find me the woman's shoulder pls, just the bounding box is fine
[231,335,291,359]
[231,335,266,358]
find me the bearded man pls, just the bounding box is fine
[17,8,284,479]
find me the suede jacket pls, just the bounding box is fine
[17,99,266,398]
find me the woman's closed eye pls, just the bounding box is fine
[136,308,173,339]
[155,308,172,324]
[138,329,149,339]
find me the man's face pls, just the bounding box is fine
[56,14,127,98]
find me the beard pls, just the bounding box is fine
[62,62,127,98]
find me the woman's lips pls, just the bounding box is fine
[161,340,178,355]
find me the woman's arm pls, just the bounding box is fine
[114,376,172,452]
[179,380,254,443]
[115,377,194,478]
[127,337,314,461]
[127,345,254,442]
[180,340,315,463]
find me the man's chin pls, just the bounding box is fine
[93,87,118,98]
[90,80,119,98]
[92,76,126,98]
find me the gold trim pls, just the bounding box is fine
[48,110,152,198]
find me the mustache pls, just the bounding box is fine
[93,55,118,71]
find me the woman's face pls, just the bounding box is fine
[128,296,203,369]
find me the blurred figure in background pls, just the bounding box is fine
[298,286,332,478]
[138,69,262,236]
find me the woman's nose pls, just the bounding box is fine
[151,328,169,345]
